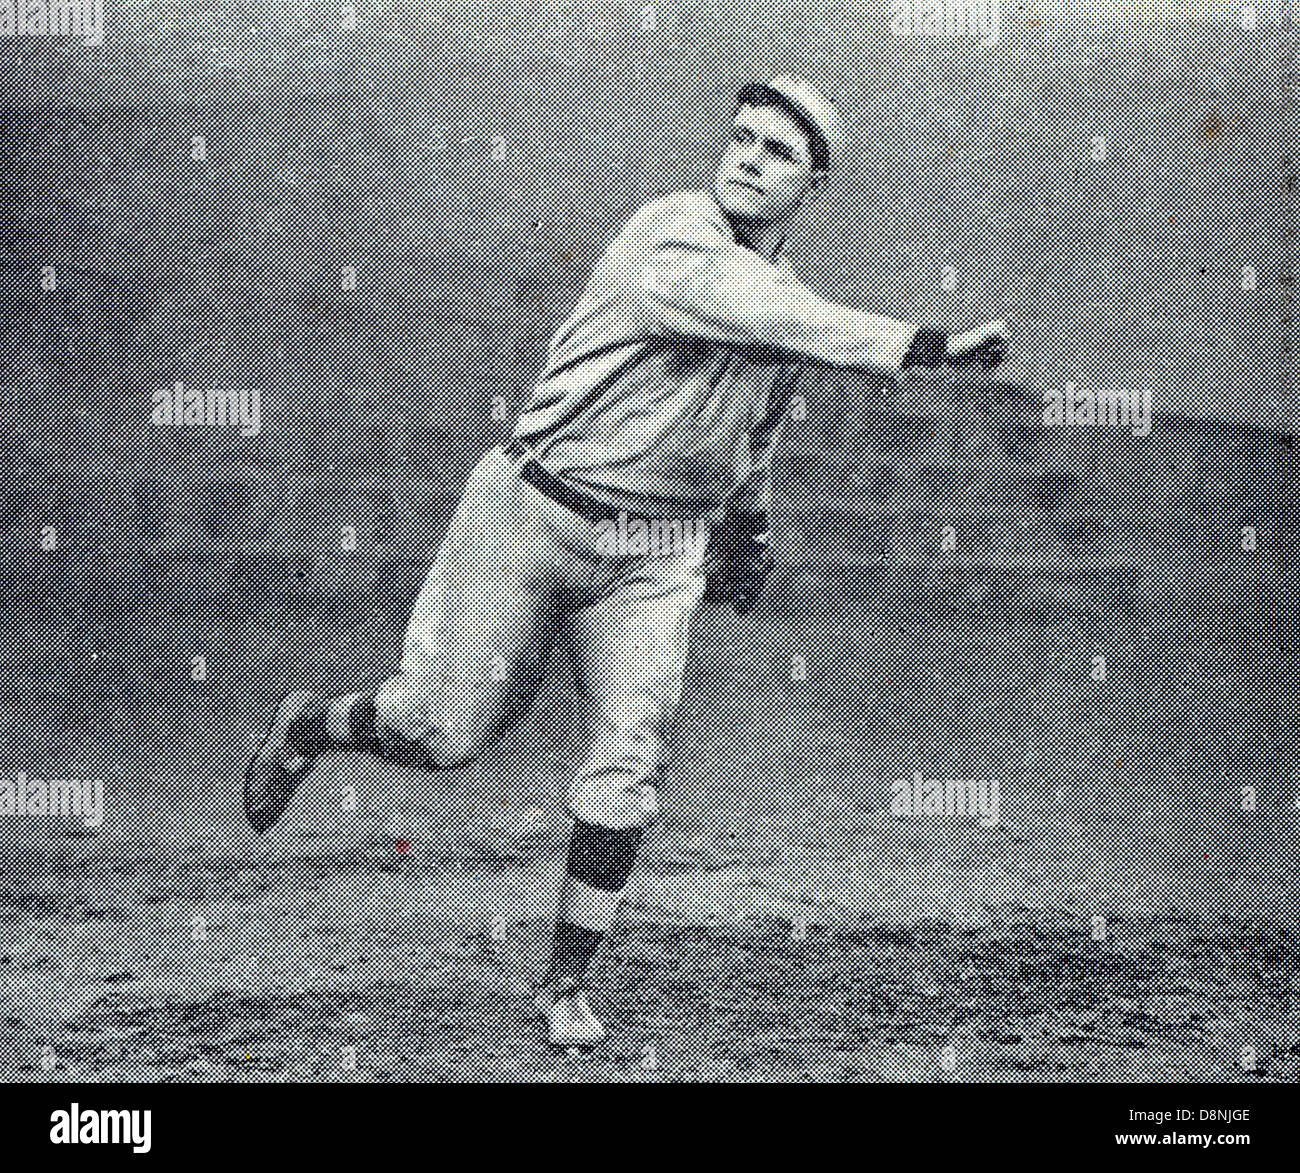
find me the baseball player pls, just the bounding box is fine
[244,76,1008,1048]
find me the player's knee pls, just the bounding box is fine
[432,730,486,771]
[374,674,468,770]
[386,716,485,772]
[567,777,660,831]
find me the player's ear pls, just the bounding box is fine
[804,169,830,201]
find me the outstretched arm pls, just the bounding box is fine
[631,204,1009,376]
[635,211,918,372]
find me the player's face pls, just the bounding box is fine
[714,104,824,226]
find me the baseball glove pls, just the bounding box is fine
[702,508,773,616]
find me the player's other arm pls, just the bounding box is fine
[702,362,799,613]
[726,359,802,517]
[634,210,1006,372]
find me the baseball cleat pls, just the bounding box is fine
[243,690,324,835]
[534,983,607,1048]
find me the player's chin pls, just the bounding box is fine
[717,181,760,215]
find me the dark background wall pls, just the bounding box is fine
[0,4,1293,575]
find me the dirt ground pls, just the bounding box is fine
[2,856,1298,1083]
[1,593,1296,1083]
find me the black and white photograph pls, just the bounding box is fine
[0,0,1295,1135]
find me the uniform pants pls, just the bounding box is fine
[375,445,710,830]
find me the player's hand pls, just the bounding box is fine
[702,509,773,616]
[946,321,1008,370]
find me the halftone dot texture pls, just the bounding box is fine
[0,3,1294,1082]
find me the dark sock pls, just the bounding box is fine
[285,694,433,769]
[343,694,384,754]
[542,922,606,992]
[901,326,948,369]
[284,694,379,757]
[567,821,643,892]
[542,823,644,988]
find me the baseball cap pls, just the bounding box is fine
[734,76,846,171]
